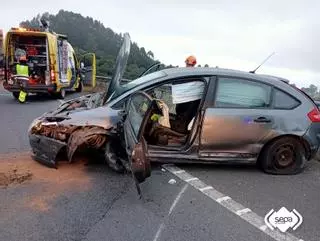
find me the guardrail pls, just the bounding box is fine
[96,75,131,83]
[90,75,131,92]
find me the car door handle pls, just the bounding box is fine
[254,117,272,123]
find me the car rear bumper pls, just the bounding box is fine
[302,123,320,159]
[3,81,57,93]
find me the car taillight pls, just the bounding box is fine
[307,108,320,122]
[50,70,55,82]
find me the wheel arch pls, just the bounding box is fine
[257,134,311,164]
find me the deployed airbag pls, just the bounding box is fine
[172,81,205,104]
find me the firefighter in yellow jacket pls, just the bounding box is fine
[16,56,29,103]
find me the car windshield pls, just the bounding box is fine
[110,70,167,101]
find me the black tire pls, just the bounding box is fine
[12,92,19,100]
[260,137,306,175]
[55,88,66,99]
[75,81,83,93]
[104,142,126,173]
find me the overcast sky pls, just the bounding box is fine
[1,0,319,88]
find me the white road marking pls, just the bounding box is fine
[173,170,185,174]
[216,196,231,203]
[152,223,165,241]
[185,177,199,182]
[236,208,251,216]
[260,225,268,231]
[163,164,303,241]
[199,186,213,192]
[152,184,188,241]
[168,184,188,215]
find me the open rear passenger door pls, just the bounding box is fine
[123,91,161,197]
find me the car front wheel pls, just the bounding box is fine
[260,137,306,175]
[104,141,127,173]
[54,88,66,99]
[12,92,19,99]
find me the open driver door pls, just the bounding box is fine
[123,91,162,198]
[79,53,96,91]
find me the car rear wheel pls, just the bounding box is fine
[12,92,19,99]
[260,137,306,175]
[55,88,66,99]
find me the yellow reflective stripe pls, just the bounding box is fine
[18,91,27,102]
[16,65,29,76]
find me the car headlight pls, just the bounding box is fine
[27,118,41,134]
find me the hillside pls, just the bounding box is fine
[20,10,167,79]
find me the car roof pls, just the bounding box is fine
[160,67,291,88]
[110,66,313,108]
[314,100,320,106]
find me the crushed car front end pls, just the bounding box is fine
[28,97,121,168]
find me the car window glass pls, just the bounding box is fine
[273,89,300,109]
[127,94,152,137]
[215,77,271,108]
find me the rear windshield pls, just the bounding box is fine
[292,85,317,107]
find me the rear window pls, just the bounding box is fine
[272,89,300,109]
[314,101,320,109]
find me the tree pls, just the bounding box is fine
[301,84,318,98]
[147,50,154,59]
[204,64,209,67]
[20,10,176,79]
[301,84,320,99]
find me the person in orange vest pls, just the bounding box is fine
[185,55,197,67]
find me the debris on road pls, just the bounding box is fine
[0,166,32,187]
[0,152,94,211]
[168,179,176,185]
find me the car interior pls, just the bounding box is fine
[142,78,206,147]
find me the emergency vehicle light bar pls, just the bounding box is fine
[11,27,42,32]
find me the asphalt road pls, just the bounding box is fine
[0,83,319,241]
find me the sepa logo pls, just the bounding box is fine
[264,207,303,232]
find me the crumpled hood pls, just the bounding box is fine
[58,105,120,129]
[35,92,120,130]
[45,92,105,116]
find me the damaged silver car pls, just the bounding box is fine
[29,33,320,189]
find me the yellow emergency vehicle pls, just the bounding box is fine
[2,27,96,102]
